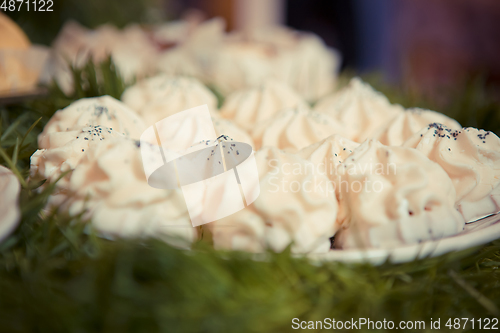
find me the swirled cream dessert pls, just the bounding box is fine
[156,47,202,79]
[219,79,306,132]
[314,78,403,142]
[155,18,225,79]
[212,117,255,148]
[0,165,21,242]
[404,124,500,221]
[59,138,197,246]
[38,96,146,149]
[152,19,198,47]
[208,147,339,253]
[372,107,461,146]
[207,40,275,95]
[108,25,160,83]
[46,21,158,94]
[41,21,90,94]
[121,75,218,125]
[30,126,125,206]
[228,27,340,101]
[152,16,223,50]
[297,134,360,181]
[271,31,341,101]
[206,26,340,100]
[52,22,117,66]
[334,140,465,249]
[251,105,348,152]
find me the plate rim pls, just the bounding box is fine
[308,213,500,265]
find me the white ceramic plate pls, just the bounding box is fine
[309,213,500,265]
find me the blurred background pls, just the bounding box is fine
[6,0,500,103]
[3,0,500,139]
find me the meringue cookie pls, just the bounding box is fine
[156,47,203,79]
[372,107,461,146]
[0,165,21,242]
[226,27,340,101]
[273,32,341,101]
[220,79,306,131]
[212,117,254,148]
[38,96,146,149]
[60,138,197,246]
[209,147,339,253]
[152,20,193,46]
[152,17,225,51]
[42,21,90,94]
[297,134,360,180]
[108,24,159,83]
[314,78,403,142]
[121,75,218,125]
[404,124,500,221]
[50,21,92,62]
[68,23,120,64]
[251,105,349,152]
[155,18,225,79]
[207,40,275,95]
[46,22,159,94]
[30,126,125,206]
[334,140,465,249]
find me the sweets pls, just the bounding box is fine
[334,140,465,249]
[373,108,461,146]
[298,134,360,181]
[121,75,217,125]
[214,26,340,100]
[30,126,125,207]
[251,105,349,152]
[46,21,159,94]
[60,138,197,246]
[38,96,146,149]
[220,80,306,131]
[155,18,225,79]
[314,78,403,142]
[404,124,500,221]
[26,19,500,253]
[209,147,338,253]
[212,117,255,148]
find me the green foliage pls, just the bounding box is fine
[0,106,42,180]
[42,56,129,114]
[1,63,500,332]
[65,56,129,101]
